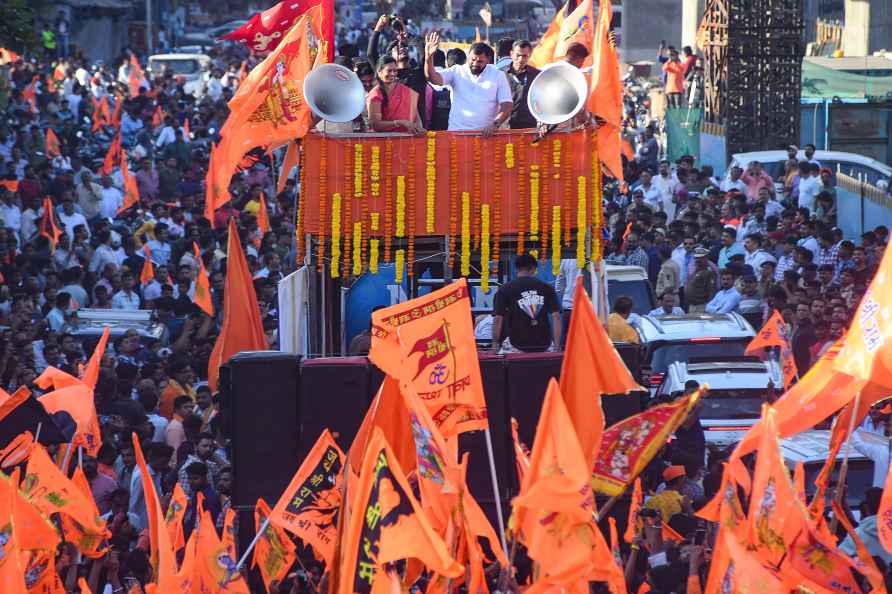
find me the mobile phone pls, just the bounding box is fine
[694,528,706,545]
[648,551,668,568]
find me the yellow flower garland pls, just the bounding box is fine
[551,205,561,275]
[591,130,603,261]
[353,143,363,197]
[576,176,587,269]
[425,133,436,233]
[552,139,561,180]
[395,249,405,283]
[481,204,491,293]
[529,163,540,258]
[461,191,471,277]
[395,176,406,238]
[370,145,381,198]
[352,221,362,276]
[370,212,380,231]
[330,192,341,279]
[505,142,515,169]
[370,212,380,274]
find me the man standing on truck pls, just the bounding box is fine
[491,254,561,353]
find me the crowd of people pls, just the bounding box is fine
[0,12,889,594]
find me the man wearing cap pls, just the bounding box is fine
[706,269,742,314]
[685,248,717,313]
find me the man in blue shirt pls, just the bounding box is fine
[717,227,744,268]
[706,269,742,314]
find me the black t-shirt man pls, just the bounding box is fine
[492,255,561,352]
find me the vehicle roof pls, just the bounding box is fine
[669,361,776,390]
[605,264,648,281]
[730,150,892,176]
[149,53,211,61]
[780,430,872,465]
[632,313,755,342]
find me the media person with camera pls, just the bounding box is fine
[367,15,429,126]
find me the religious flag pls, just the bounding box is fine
[111,94,123,128]
[786,522,863,594]
[369,279,488,437]
[59,466,108,558]
[511,417,530,488]
[131,434,180,592]
[164,483,188,552]
[0,472,29,594]
[277,141,300,195]
[194,502,250,593]
[182,116,191,139]
[336,427,463,594]
[624,478,642,544]
[118,151,140,214]
[529,2,566,67]
[36,376,102,456]
[192,242,214,316]
[222,0,333,61]
[592,390,702,496]
[205,142,226,227]
[101,132,121,176]
[80,326,108,390]
[38,197,61,252]
[349,376,417,480]
[207,217,268,391]
[140,244,154,286]
[21,548,64,594]
[561,280,642,467]
[151,106,165,129]
[22,75,38,114]
[586,0,624,180]
[511,378,620,592]
[253,498,297,592]
[207,8,320,217]
[128,55,145,98]
[746,309,797,388]
[91,96,111,132]
[45,128,61,159]
[0,48,20,65]
[257,192,271,241]
[0,469,59,553]
[0,179,18,193]
[269,429,344,567]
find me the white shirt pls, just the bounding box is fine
[653,174,678,220]
[111,289,141,310]
[706,287,742,314]
[554,259,581,310]
[438,64,512,131]
[798,175,822,213]
[146,240,171,265]
[99,186,123,219]
[58,211,89,239]
[0,202,22,234]
[852,428,890,488]
[155,126,176,148]
[649,306,685,316]
[89,244,118,274]
[744,248,773,272]
[719,178,746,194]
[798,235,820,260]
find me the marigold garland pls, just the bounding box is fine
[407,141,417,278]
[352,221,362,276]
[448,137,458,269]
[591,130,603,261]
[481,204,491,293]
[505,142,515,169]
[516,139,528,254]
[551,205,561,276]
[370,212,380,231]
[361,145,370,271]
[353,143,364,197]
[395,249,405,283]
[425,132,436,233]
[317,138,327,272]
[472,137,481,249]
[576,176,587,269]
[330,192,342,278]
[529,162,540,259]
[492,141,502,277]
[395,175,406,238]
[461,191,471,277]
[384,140,394,262]
[552,138,562,180]
[540,139,551,261]
[370,145,381,199]
[562,137,572,246]
[296,143,306,265]
[370,212,380,274]
[343,140,354,278]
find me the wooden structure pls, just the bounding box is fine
[699,0,804,155]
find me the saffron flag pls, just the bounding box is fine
[0,469,60,553]
[101,132,121,176]
[835,240,892,388]
[561,280,642,467]
[586,0,624,180]
[92,96,111,132]
[745,309,798,388]
[59,466,108,558]
[21,548,65,594]
[715,529,783,593]
[80,326,109,390]
[208,8,320,217]
[205,142,226,227]
[786,523,863,594]
[881,461,892,554]
[164,483,188,552]
[369,279,488,437]
[45,128,61,159]
[194,504,250,593]
[511,417,530,487]
[207,217,268,391]
[268,429,344,567]
[22,75,38,114]
[36,376,102,456]
[337,427,463,594]
[624,478,642,544]
[253,498,297,592]
[529,2,566,67]
[118,151,140,214]
[0,48,20,65]
[277,141,300,195]
[182,116,191,139]
[192,242,214,316]
[0,468,29,594]
[140,244,154,286]
[592,390,702,496]
[256,192,271,241]
[222,0,333,60]
[151,106,165,129]
[128,55,145,98]
[38,197,61,251]
[111,94,123,128]
[349,376,417,480]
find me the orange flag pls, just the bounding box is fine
[45,128,61,159]
[256,192,270,241]
[349,376,416,480]
[131,434,179,592]
[269,429,344,567]
[151,106,165,129]
[59,466,109,559]
[91,96,111,132]
[140,244,155,286]
[22,548,65,594]
[207,8,318,217]
[512,378,619,592]
[205,142,227,228]
[80,325,109,390]
[22,76,38,113]
[277,141,300,194]
[0,469,60,553]
[712,529,783,593]
[586,0,624,180]
[528,1,566,67]
[336,427,463,594]
[0,179,18,193]
[164,482,188,552]
[253,498,297,592]
[118,151,140,214]
[561,280,642,467]
[786,521,863,594]
[128,55,145,98]
[192,242,214,316]
[207,217,268,391]
[111,94,123,128]
[511,417,530,487]
[881,461,892,554]
[592,390,702,496]
[194,504,250,593]
[182,117,191,139]
[38,197,61,251]
[745,309,798,388]
[623,478,642,544]
[0,47,20,64]
[37,378,102,456]
[369,279,488,437]
[0,468,29,594]
[101,132,121,175]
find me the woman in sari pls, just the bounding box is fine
[366,57,425,134]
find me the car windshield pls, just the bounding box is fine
[700,389,764,419]
[649,339,750,373]
[150,59,200,75]
[608,279,654,315]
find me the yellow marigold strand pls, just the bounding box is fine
[576,176,587,269]
[296,143,305,265]
[516,138,527,255]
[384,140,393,262]
[343,139,353,278]
[448,137,458,270]
[461,191,471,277]
[481,204,491,293]
[317,138,327,273]
[395,249,405,284]
[472,137,481,249]
[330,192,341,279]
[425,132,436,234]
[551,205,561,276]
[370,212,380,274]
[352,221,362,277]
[407,141,417,278]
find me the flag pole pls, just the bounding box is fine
[830,390,862,534]
[484,427,509,557]
[235,516,270,571]
[59,441,75,472]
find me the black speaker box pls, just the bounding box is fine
[504,352,563,449]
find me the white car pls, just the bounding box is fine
[728,149,892,189]
[655,356,782,448]
[147,53,211,97]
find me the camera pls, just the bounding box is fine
[389,15,404,33]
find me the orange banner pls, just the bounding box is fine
[300,129,598,238]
